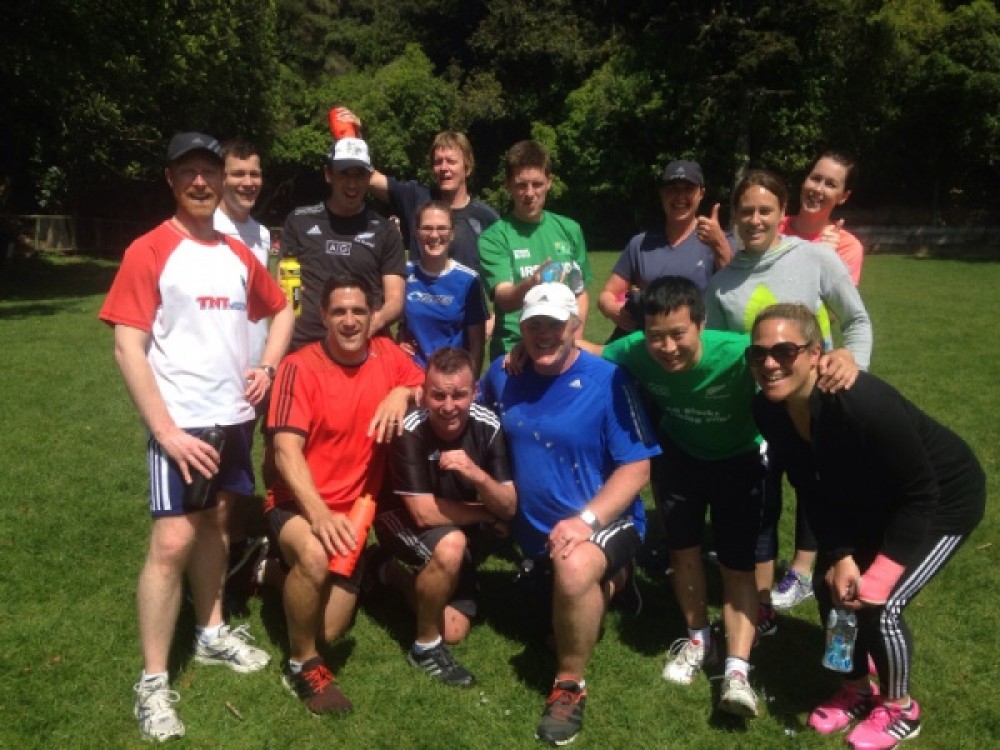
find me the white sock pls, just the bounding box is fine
[724,657,749,678]
[413,636,443,653]
[689,626,711,649]
[197,623,223,644]
[141,671,168,685]
[287,660,303,674]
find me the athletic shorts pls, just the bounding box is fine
[263,503,365,594]
[148,422,255,518]
[373,507,483,617]
[651,439,766,572]
[517,516,642,618]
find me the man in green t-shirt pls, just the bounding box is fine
[478,140,592,361]
[600,275,764,719]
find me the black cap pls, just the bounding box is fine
[167,132,223,163]
[660,160,704,187]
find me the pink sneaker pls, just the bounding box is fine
[808,683,879,734]
[847,700,921,749]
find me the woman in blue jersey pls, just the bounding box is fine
[398,201,488,374]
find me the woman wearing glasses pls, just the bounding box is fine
[747,304,984,750]
[398,201,488,374]
[704,168,874,637]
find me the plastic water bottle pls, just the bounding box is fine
[821,608,858,672]
[328,494,377,577]
[540,263,563,283]
[182,426,227,511]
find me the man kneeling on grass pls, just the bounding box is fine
[265,274,423,715]
[480,283,660,746]
[372,346,516,687]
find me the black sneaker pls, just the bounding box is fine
[535,680,587,746]
[282,657,353,715]
[406,643,475,688]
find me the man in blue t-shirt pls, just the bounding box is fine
[480,283,660,747]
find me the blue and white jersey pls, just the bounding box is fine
[480,351,660,557]
[402,260,488,366]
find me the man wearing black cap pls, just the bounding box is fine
[278,136,407,350]
[100,132,294,742]
[597,159,732,341]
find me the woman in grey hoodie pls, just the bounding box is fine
[704,168,874,641]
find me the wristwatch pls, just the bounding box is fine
[578,509,601,532]
[257,364,277,379]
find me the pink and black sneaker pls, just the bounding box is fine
[847,699,921,749]
[808,682,879,734]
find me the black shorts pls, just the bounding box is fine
[651,440,766,572]
[264,504,365,594]
[373,508,482,618]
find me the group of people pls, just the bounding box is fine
[99,125,985,750]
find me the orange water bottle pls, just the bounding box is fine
[328,494,376,577]
[328,106,358,140]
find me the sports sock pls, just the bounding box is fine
[413,636,443,653]
[141,671,168,685]
[197,623,223,644]
[724,657,749,678]
[287,660,303,674]
[689,626,711,649]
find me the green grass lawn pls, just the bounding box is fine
[0,251,998,749]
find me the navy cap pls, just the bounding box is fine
[167,132,223,163]
[660,160,704,187]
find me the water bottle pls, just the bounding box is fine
[821,608,858,672]
[540,262,563,283]
[328,494,377,577]
[182,425,227,511]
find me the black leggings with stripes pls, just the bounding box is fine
[814,532,971,701]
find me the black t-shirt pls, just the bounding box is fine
[281,203,406,349]
[387,402,512,513]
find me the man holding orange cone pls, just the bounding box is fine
[265,273,423,714]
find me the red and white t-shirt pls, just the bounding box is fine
[99,220,287,428]
[266,337,425,513]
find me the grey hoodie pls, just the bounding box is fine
[704,235,872,368]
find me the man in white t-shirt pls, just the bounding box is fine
[100,132,294,743]
[214,139,274,617]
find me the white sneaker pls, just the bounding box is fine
[194,623,270,673]
[771,569,814,610]
[662,638,714,685]
[719,671,759,717]
[134,676,185,742]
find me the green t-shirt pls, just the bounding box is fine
[478,210,592,360]
[603,329,761,460]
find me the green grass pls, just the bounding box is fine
[1,251,998,748]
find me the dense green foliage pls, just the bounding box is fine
[2,1,998,242]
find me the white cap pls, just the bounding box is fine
[327,137,372,172]
[520,282,579,323]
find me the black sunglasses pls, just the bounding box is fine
[745,342,809,367]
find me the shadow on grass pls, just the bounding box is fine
[0,254,119,316]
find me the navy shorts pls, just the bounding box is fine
[651,439,766,572]
[147,422,255,518]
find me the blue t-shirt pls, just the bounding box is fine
[387,178,499,271]
[480,351,661,557]
[401,261,488,366]
[611,229,720,291]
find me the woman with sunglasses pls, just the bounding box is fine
[397,201,488,374]
[747,303,984,749]
[704,168,873,637]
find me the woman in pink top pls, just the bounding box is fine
[779,152,863,285]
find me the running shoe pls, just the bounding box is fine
[771,569,814,610]
[535,679,587,746]
[134,675,185,742]
[809,683,879,734]
[194,624,270,673]
[847,700,921,749]
[407,643,475,688]
[282,657,353,715]
[662,637,716,685]
[719,671,759,717]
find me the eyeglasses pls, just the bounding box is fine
[745,342,809,367]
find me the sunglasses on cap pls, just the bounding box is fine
[744,342,809,367]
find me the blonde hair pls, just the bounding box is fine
[430,132,474,176]
[752,303,821,345]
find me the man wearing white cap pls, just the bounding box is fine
[278,136,406,350]
[479,283,660,746]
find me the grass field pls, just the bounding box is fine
[0,250,998,749]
